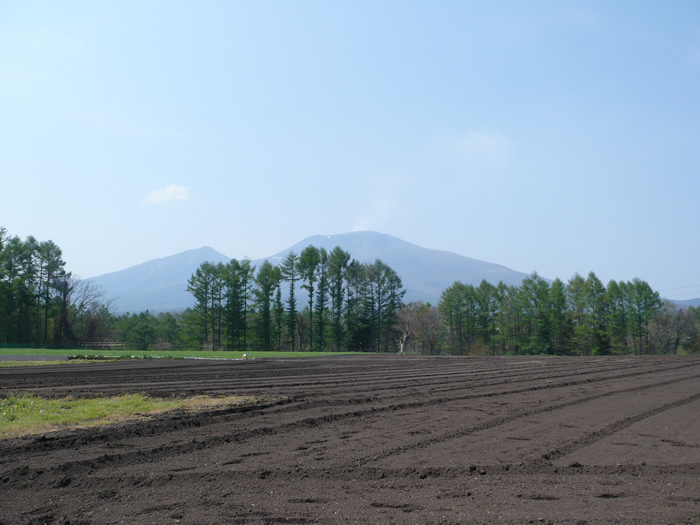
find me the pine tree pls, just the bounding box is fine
[567,273,587,355]
[548,278,571,354]
[328,246,350,351]
[518,273,551,355]
[314,248,329,351]
[281,251,300,351]
[298,246,320,351]
[584,272,609,355]
[627,278,662,355]
[186,262,219,350]
[438,282,469,355]
[273,278,284,351]
[253,260,278,351]
[475,280,498,355]
[605,280,629,353]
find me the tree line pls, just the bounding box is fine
[0,228,105,346]
[2,226,698,355]
[399,272,699,356]
[184,245,406,352]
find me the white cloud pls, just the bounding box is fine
[143,185,191,204]
[352,198,399,232]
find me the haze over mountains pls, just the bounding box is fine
[90,231,533,314]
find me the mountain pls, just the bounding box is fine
[90,232,533,314]
[89,247,230,314]
[261,232,530,304]
[669,298,700,308]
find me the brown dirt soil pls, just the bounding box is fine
[1,355,699,524]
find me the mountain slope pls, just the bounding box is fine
[90,232,532,313]
[669,298,700,308]
[261,231,530,304]
[89,247,230,313]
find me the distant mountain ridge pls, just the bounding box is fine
[90,247,230,314]
[263,232,530,303]
[89,231,532,313]
[671,298,700,308]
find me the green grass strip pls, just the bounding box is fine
[0,348,363,360]
[0,359,116,368]
[0,392,254,438]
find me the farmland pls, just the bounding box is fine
[1,355,699,523]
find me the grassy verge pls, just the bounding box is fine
[0,359,118,368]
[0,392,257,438]
[0,348,361,360]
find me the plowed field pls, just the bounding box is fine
[1,355,699,524]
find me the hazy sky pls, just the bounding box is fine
[2,1,699,300]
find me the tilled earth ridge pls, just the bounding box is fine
[0,355,699,524]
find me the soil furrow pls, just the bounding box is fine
[1,355,699,524]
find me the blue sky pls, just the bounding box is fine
[2,1,699,300]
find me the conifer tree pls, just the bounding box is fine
[253,260,278,351]
[548,278,570,354]
[281,251,300,351]
[314,247,329,351]
[298,246,320,351]
[328,246,350,351]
